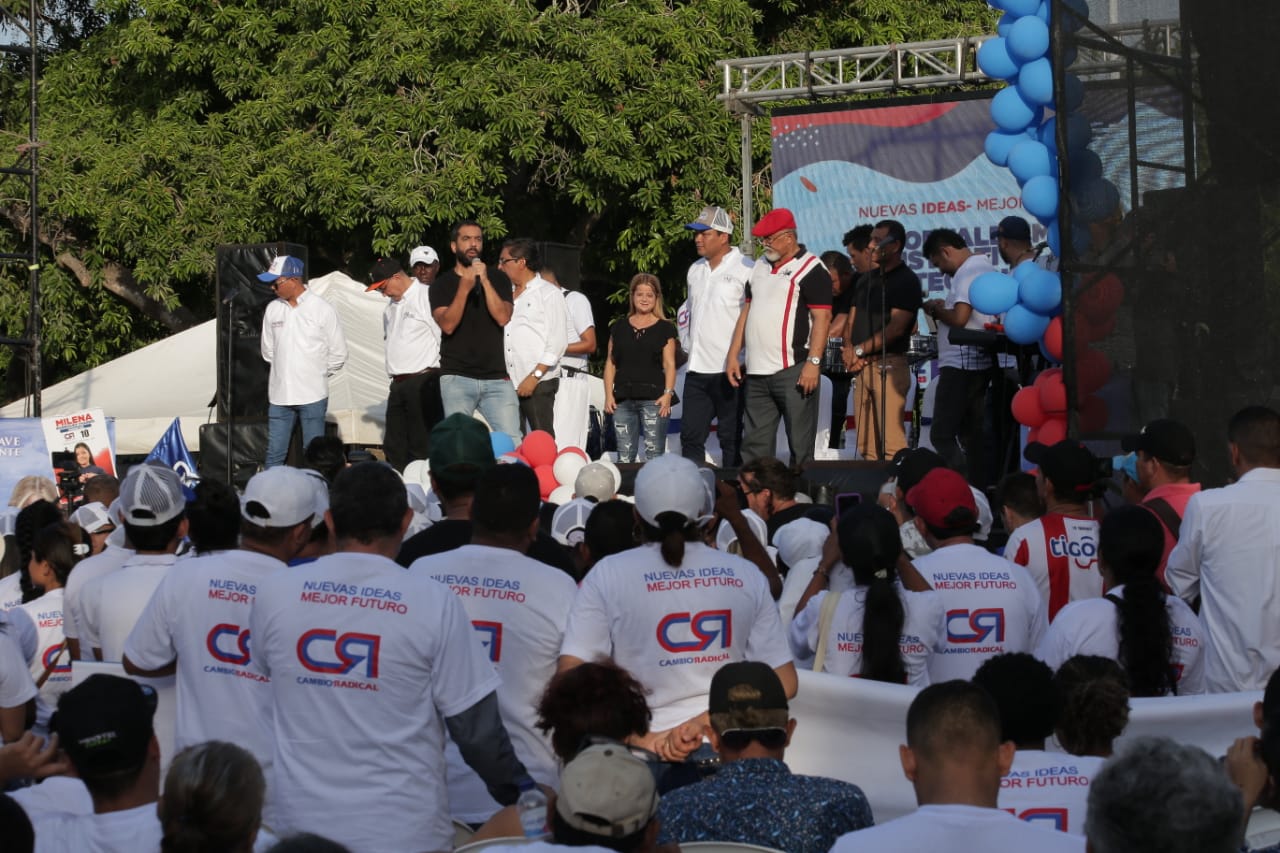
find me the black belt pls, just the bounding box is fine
[391,368,440,383]
[561,365,588,377]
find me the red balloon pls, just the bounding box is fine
[1078,273,1125,324]
[1076,347,1112,395]
[1038,416,1068,446]
[520,430,558,468]
[1043,317,1064,361]
[1079,394,1109,432]
[1089,316,1116,342]
[557,446,589,461]
[1037,368,1067,414]
[1011,386,1048,428]
[534,464,558,498]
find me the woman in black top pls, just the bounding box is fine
[604,274,677,462]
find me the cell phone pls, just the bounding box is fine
[834,491,862,518]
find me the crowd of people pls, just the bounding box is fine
[0,203,1277,853]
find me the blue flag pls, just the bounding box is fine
[145,418,199,499]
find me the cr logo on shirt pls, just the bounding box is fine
[41,643,71,674]
[207,623,252,666]
[657,610,732,653]
[472,620,503,663]
[1009,807,1068,831]
[946,608,1005,643]
[297,629,381,678]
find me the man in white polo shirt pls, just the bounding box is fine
[79,464,188,662]
[546,266,597,452]
[500,238,569,437]
[258,254,348,468]
[409,463,578,825]
[681,205,753,468]
[122,466,324,779]
[249,461,532,851]
[366,255,444,472]
[727,207,832,467]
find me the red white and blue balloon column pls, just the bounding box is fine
[975,0,1123,442]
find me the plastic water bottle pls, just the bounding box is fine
[517,780,548,838]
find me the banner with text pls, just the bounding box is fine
[41,408,117,478]
[0,418,54,511]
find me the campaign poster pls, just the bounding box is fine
[41,408,117,480]
[771,93,1043,298]
[0,418,55,506]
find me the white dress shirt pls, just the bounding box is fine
[686,248,753,373]
[383,280,441,376]
[1166,466,1280,692]
[260,288,348,405]
[504,275,568,384]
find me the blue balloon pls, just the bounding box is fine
[1018,268,1062,315]
[1047,221,1062,256]
[1004,303,1052,345]
[1036,0,1050,23]
[1012,259,1039,283]
[996,11,1017,37]
[1071,178,1120,223]
[1068,149,1103,183]
[1008,16,1050,63]
[991,87,1041,132]
[1037,113,1091,153]
[1004,0,1040,15]
[1022,174,1059,221]
[1016,57,1054,106]
[489,431,516,456]
[978,37,1020,81]
[1039,338,1062,364]
[1008,139,1054,184]
[1062,72,1085,112]
[970,271,1021,315]
[985,129,1028,167]
[1060,0,1089,32]
[1047,221,1090,258]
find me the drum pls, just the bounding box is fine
[907,334,938,362]
[823,337,850,375]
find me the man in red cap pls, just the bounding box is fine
[907,466,1047,681]
[726,207,832,466]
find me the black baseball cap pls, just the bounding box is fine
[709,661,789,732]
[51,675,157,780]
[1121,419,1195,467]
[1025,440,1100,494]
[997,216,1032,241]
[892,447,947,496]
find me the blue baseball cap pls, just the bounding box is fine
[257,255,305,282]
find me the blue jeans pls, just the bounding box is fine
[614,399,667,463]
[439,375,522,448]
[266,399,328,468]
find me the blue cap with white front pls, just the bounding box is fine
[257,255,305,282]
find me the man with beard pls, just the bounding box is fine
[429,220,521,447]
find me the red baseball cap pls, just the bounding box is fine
[751,208,797,238]
[905,467,977,530]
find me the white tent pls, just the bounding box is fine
[0,272,393,453]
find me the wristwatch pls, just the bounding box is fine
[854,346,865,358]
[532,368,545,379]
[807,356,821,366]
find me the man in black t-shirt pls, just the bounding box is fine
[429,220,521,446]
[842,219,923,461]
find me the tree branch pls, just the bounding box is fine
[55,251,199,332]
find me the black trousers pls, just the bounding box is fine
[930,366,991,489]
[384,371,443,472]
[519,378,559,437]
[680,371,744,467]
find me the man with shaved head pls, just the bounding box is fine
[830,681,1084,851]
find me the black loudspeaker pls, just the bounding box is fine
[800,460,895,507]
[199,420,270,489]
[537,241,582,293]
[215,243,308,420]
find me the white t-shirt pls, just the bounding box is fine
[10,775,93,818]
[33,802,163,853]
[561,289,596,371]
[789,586,945,686]
[81,552,177,661]
[830,803,1085,852]
[777,558,853,633]
[16,588,69,731]
[61,544,133,653]
[999,750,1104,836]
[247,550,502,853]
[409,544,578,823]
[122,549,286,771]
[2,604,38,662]
[383,279,441,375]
[560,542,791,731]
[1035,584,1206,694]
[1005,514,1101,621]
[912,543,1048,682]
[936,253,998,371]
[0,571,21,610]
[0,627,36,710]
[686,248,753,374]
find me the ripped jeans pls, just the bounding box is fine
[613,399,668,463]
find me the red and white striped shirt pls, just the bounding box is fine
[1005,514,1102,621]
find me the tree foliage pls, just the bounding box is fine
[0,0,995,394]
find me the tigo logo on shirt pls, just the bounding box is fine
[473,620,503,663]
[1047,533,1096,567]
[297,629,381,678]
[207,623,252,666]
[657,610,732,653]
[946,608,1005,643]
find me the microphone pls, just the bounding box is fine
[471,258,484,269]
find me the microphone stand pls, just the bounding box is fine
[221,284,241,486]
[877,264,888,460]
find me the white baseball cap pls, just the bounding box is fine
[241,467,321,528]
[118,464,186,527]
[71,501,114,534]
[551,498,595,547]
[409,246,440,267]
[633,455,714,528]
[574,462,617,503]
[715,507,768,552]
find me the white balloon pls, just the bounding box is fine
[548,484,574,505]
[402,459,430,488]
[552,451,589,486]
